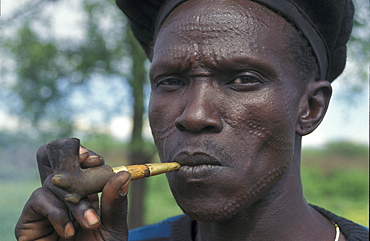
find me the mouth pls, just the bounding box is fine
[173,152,224,180]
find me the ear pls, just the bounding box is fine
[296,80,332,136]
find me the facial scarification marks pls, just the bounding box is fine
[247,122,267,138]
[156,44,201,71]
[155,0,295,75]
[175,14,244,37]
[151,124,177,140]
[227,119,268,140]
[181,164,289,222]
[223,164,289,215]
[168,2,273,38]
[158,4,275,68]
[170,12,259,47]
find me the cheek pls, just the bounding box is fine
[148,95,179,148]
[222,90,297,160]
[226,91,295,131]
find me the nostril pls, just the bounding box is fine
[175,123,187,131]
[203,125,217,132]
[175,117,222,133]
[174,98,223,133]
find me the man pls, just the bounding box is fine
[15,0,368,240]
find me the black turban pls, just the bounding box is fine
[116,0,354,82]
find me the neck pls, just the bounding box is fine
[196,136,335,241]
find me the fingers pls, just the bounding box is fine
[37,140,105,185]
[79,146,105,168]
[100,171,131,235]
[15,187,74,240]
[39,172,131,238]
[79,146,89,161]
[22,138,127,240]
[36,144,53,184]
[43,175,101,231]
[16,171,116,241]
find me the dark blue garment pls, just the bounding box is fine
[129,215,185,241]
[128,206,369,241]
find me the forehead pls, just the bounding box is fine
[158,0,280,43]
[151,0,296,72]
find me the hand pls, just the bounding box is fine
[15,140,131,241]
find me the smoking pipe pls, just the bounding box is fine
[46,138,180,204]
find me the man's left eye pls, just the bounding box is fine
[232,76,261,84]
[227,73,264,91]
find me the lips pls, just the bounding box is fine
[173,152,224,180]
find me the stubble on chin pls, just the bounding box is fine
[175,164,289,223]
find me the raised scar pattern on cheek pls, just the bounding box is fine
[223,164,288,215]
[151,124,177,140]
[220,101,269,140]
[246,122,267,138]
[226,117,268,139]
[182,163,289,222]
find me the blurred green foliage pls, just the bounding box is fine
[301,141,369,226]
[303,141,369,159]
[1,0,135,138]
[302,167,368,225]
[324,141,369,159]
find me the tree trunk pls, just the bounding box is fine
[125,27,151,229]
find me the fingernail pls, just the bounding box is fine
[119,184,129,196]
[64,222,75,237]
[119,172,131,196]
[79,147,89,160]
[84,209,100,226]
[79,147,88,155]
[86,155,101,161]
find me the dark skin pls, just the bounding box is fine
[15,0,346,240]
[15,145,131,240]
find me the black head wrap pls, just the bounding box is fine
[116,0,354,82]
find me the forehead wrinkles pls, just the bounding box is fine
[152,0,294,74]
[154,12,272,69]
[161,4,275,46]
[171,11,261,42]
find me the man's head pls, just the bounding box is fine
[147,0,332,221]
[117,0,354,222]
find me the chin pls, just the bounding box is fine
[172,167,289,223]
[184,209,236,223]
[175,195,247,223]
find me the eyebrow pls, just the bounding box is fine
[150,55,278,81]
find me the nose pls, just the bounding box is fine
[175,88,223,133]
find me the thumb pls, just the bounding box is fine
[100,171,131,237]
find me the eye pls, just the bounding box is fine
[227,73,264,91]
[154,76,185,92]
[233,76,260,84]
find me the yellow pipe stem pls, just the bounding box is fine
[112,162,181,180]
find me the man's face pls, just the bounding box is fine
[149,0,304,222]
